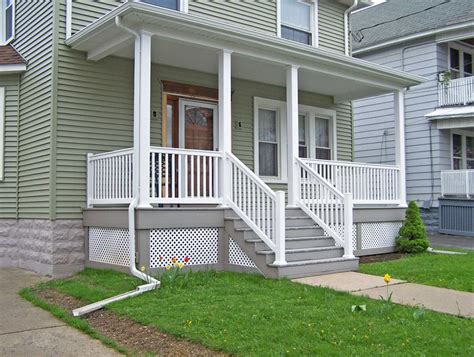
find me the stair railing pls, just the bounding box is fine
[295,158,354,258]
[225,152,286,265]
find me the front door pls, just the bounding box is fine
[178,100,218,151]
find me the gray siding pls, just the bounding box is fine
[353,38,450,207]
[0,75,20,218]
[319,0,346,53]
[13,1,55,218]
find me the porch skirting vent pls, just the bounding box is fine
[228,238,257,268]
[360,222,403,250]
[88,227,130,267]
[150,228,219,268]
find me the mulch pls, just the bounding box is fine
[359,252,406,264]
[35,289,227,357]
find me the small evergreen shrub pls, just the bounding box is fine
[396,201,430,253]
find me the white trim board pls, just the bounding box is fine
[0,64,26,74]
[0,87,5,181]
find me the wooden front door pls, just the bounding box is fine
[179,100,217,151]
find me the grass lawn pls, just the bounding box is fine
[359,250,474,292]
[21,268,473,356]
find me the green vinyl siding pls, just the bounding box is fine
[188,0,277,34]
[0,76,20,218]
[335,102,352,161]
[71,0,124,35]
[13,0,55,218]
[318,0,346,53]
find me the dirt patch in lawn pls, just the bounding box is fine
[359,252,406,264]
[35,289,227,357]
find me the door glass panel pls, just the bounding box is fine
[166,104,173,147]
[184,105,214,150]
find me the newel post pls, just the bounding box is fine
[273,191,287,266]
[343,193,354,258]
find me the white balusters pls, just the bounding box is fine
[441,170,474,198]
[439,76,474,107]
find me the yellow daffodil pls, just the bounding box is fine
[384,273,391,284]
[165,264,171,270]
[140,265,146,272]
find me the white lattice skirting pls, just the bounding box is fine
[150,228,219,268]
[88,227,130,266]
[360,222,403,249]
[228,238,257,268]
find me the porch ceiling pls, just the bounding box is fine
[67,2,425,102]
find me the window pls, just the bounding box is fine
[0,88,4,181]
[258,109,279,177]
[140,0,185,11]
[449,45,473,78]
[280,0,315,46]
[298,114,307,157]
[1,0,15,45]
[451,132,474,170]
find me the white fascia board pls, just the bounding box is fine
[0,64,26,74]
[66,2,425,90]
[353,20,474,55]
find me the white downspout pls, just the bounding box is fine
[72,17,159,317]
[344,0,359,56]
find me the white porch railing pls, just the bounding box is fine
[302,159,401,204]
[226,152,286,265]
[441,170,474,198]
[149,146,223,204]
[438,76,474,107]
[296,158,353,258]
[87,148,134,206]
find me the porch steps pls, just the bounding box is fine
[224,208,358,279]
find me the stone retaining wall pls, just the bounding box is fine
[0,219,85,277]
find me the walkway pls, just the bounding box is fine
[294,272,474,318]
[0,268,120,357]
[428,233,473,251]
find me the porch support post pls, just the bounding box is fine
[135,31,152,208]
[218,49,232,204]
[286,65,299,207]
[394,89,407,207]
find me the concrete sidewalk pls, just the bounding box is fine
[294,272,474,318]
[0,268,120,357]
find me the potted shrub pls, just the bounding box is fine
[396,201,430,253]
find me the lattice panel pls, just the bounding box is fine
[228,238,257,268]
[88,227,130,267]
[150,228,218,268]
[324,224,357,250]
[360,222,403,249]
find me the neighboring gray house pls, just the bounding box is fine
[352,0,473,235]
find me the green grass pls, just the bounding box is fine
[360,250,474,292]
[24,268,474,356]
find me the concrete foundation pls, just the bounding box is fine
[0,219,85,278]
[419,207,439,233]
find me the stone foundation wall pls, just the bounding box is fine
[419,208,439,233]
[0,219,85,278]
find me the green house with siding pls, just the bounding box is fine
[0,0,424,279]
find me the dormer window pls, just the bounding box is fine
[280,0,315,46]
[1,0,15,45]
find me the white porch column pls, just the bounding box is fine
[394,89,407,207]
[134,31,152,208]
[286,65,299,207]
[218,49,232,203]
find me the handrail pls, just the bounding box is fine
[303,158,400,171]
[296,158,354,258]
[88,147,134,160]
[226,152,286,265]
[150,146,222,157]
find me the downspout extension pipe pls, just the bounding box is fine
[72,17,160,317]
[344,0,359,56]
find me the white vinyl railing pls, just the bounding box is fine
[87,148,134,206]
[149,146,223,204]
[296,158,353,258]
[303,159,401,204]
[439,76,474,107]
[226,152,286,265]
[441,170,474,198]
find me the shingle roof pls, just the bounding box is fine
[0,45,26,65]
[352,0,474,51]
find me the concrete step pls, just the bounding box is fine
[257,246,344,263]
[234,225,324,239]
[246,236,334,250]
[269,257,359,279]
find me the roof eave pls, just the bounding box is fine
[0,63,27,74]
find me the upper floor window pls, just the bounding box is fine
[449,45,473,79]
[280,0,315,46]
[140,0,183,11]
[1,0,15,45]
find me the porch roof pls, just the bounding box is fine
[66,2,425,103]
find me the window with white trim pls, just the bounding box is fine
[452,132,474,170]
[1,0,15,45]
[298,114,333,160]
[0,87,5,181]
[140,0,187,11]
[280,0,316,46]
[448,44,473,79]
[258,108,280,177]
